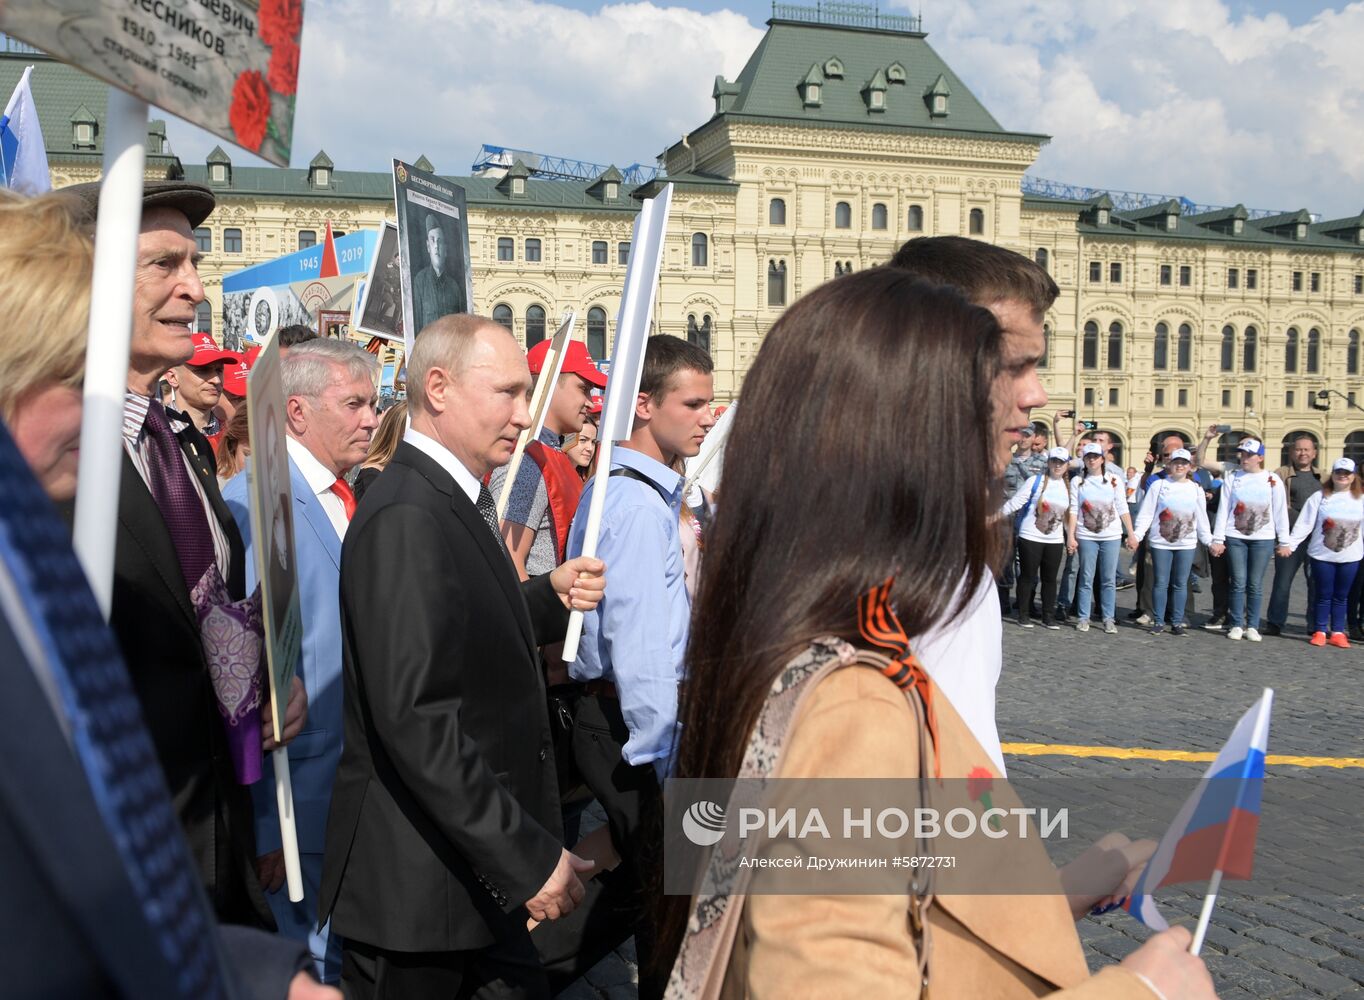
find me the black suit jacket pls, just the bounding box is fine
[108,415,271,927]
[320,442,567,953]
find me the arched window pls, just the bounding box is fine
[1243,325,1258,372]
[871,203,888,230]
[767,260,787,307]
[834,202,851,229]
[834,261,844,277]
[969,208,984,235]
[907,205,923,231]
[1039,324,1050,368]
[769,198,786,225]
[1279,431,1320,470]
[1216,430,1248,465]
[1349,329,1360,375]
[525,305,546,348]
[586,306,607,360]
[1220,325,1235,372]
[492,304,513,332]
[1177,323,1192,371]
[1153,322,1169,370]
[691,233,708,267]
[1107,321,1123,370]
[686,313,713,354]
[1034,247,1049,272]
[1307,327,1321,373]
[1149,430,1192,457]
[1082,321,1098,370]
[194,300,212,336]
[1285,327,1299,373]
[1346,431,1364,468]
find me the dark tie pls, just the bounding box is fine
[0,429,226,997]
[476,483,503,542]
[142,400,216,590]
[330,476,357,520]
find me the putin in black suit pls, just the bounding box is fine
[320,314,606,999]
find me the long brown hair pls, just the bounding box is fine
[1321,468,1364,499]
[215,407,250,480]
[654,268,1004,974]
[362,400,407,470]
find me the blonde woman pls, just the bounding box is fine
[0,189,93,501]
[352,400,407,504]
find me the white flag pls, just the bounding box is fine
[1,67,52,194]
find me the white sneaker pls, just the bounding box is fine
[1076,620,1090,632]
[1227,626,1244,640]
[1245,628,1262,642]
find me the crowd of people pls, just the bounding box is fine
[999,420,1364,645]
[0,180,1224,999]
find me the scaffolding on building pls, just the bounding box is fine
[470,144,660,185]
[1021,174,1314,222]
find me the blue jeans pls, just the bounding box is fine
[1225,537,1275,629]
[1266,543,1315,628]
[1077,538,1119,623]
[1151,547,1196,626]
[1310,559,1361,634]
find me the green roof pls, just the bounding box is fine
[180,163,644,213]
[691,19,1045,144]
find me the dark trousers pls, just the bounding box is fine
[1347,557,1364,631]
[1016,539,1063,620]
[569,693,665,1000]
[1209,547,1230,620]
[340,931,548,1000]
[1311,559,1361,635]
[1266,544,1315,629]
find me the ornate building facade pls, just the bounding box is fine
[5,9,1362,464]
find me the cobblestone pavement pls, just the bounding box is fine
[566,569,1364,998]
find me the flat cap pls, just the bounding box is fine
[61,179,216,231]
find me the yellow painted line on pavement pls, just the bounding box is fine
[1001,743,1364,769]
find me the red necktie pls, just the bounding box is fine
[330,477,357,521]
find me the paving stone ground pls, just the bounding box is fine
[569,566,1364,997]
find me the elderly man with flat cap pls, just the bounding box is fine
[411,211,465,335]
[65,179,308,929]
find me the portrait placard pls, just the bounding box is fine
[392,159,471,358]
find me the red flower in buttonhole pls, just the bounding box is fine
[229,70,271,152]
[268,36,300,95]
[258,0,303,46]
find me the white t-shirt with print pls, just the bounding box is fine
[1001,474,1070,544]
[1289,490,1364,563]
[1069,473,1126,541]
[1132,478,1213,551]
[1213,469,1290,544]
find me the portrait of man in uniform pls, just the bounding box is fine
[410,211,465,335]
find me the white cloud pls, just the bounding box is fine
[165,0,762,177]
[162,0,1362,220]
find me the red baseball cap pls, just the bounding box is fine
[222,357,251,397]
[187,331,239,367]
[527,339,607,389]
[588,393,604,416]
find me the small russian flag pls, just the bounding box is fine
[1125,688,1272,929]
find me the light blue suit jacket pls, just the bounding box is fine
[222,455,344,857]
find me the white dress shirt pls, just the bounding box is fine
[286,437,349,541]
[403,428,482,505]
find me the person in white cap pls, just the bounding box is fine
[1129,449,1212,636]
[1208,438,1291,641]
[1066,442,1137,633]
[1287,458,1364,647]
[1000,446,1072,628]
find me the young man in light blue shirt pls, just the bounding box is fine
[564,334,714,987]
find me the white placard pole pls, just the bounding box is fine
[496,312,576,519]
[73,89,148,617]
[1189,869,1223,956]
[272,746,305,902]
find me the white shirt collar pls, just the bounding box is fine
[403,427,481,504]
[286,436,339,496]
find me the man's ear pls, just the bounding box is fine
[633,391,652,425]
[284,395,308,436]
[164,369,181,389]
[424,366,451,413]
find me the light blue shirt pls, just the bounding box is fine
[566,447,688,780]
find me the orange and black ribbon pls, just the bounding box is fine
[857,577,941,779]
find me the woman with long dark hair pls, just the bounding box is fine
[657,268,1211,998]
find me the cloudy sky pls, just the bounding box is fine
[164,0,1362,220]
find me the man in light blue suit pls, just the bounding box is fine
[224,338,380,983]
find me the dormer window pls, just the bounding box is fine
[1296,222,1307,240]
[75,122,93,144]
[307,151,334,190]
[211,164,227,182]
[500,159,532,198]
[800,65,824,107]
[1097,208,1109,226]
[870,89,884,109]
[1233,218,1244,235]
[70,104,97,150]
[823,58,844,78]
[932,94,946,114]
[863,69,888,113]
[513,177,525,195]
[924,74,951,118]
[1166,214,1178,231]
[314,167,329,187]
[886,62,907,84]
[605,181,618,201]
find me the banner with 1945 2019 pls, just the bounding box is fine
[0,0,305,166]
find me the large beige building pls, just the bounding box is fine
[6,7,1363,466]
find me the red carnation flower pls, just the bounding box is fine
[229,71,271,152]
[258,0,303,46]
[967,766,993,801]
[268,36,300,95]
